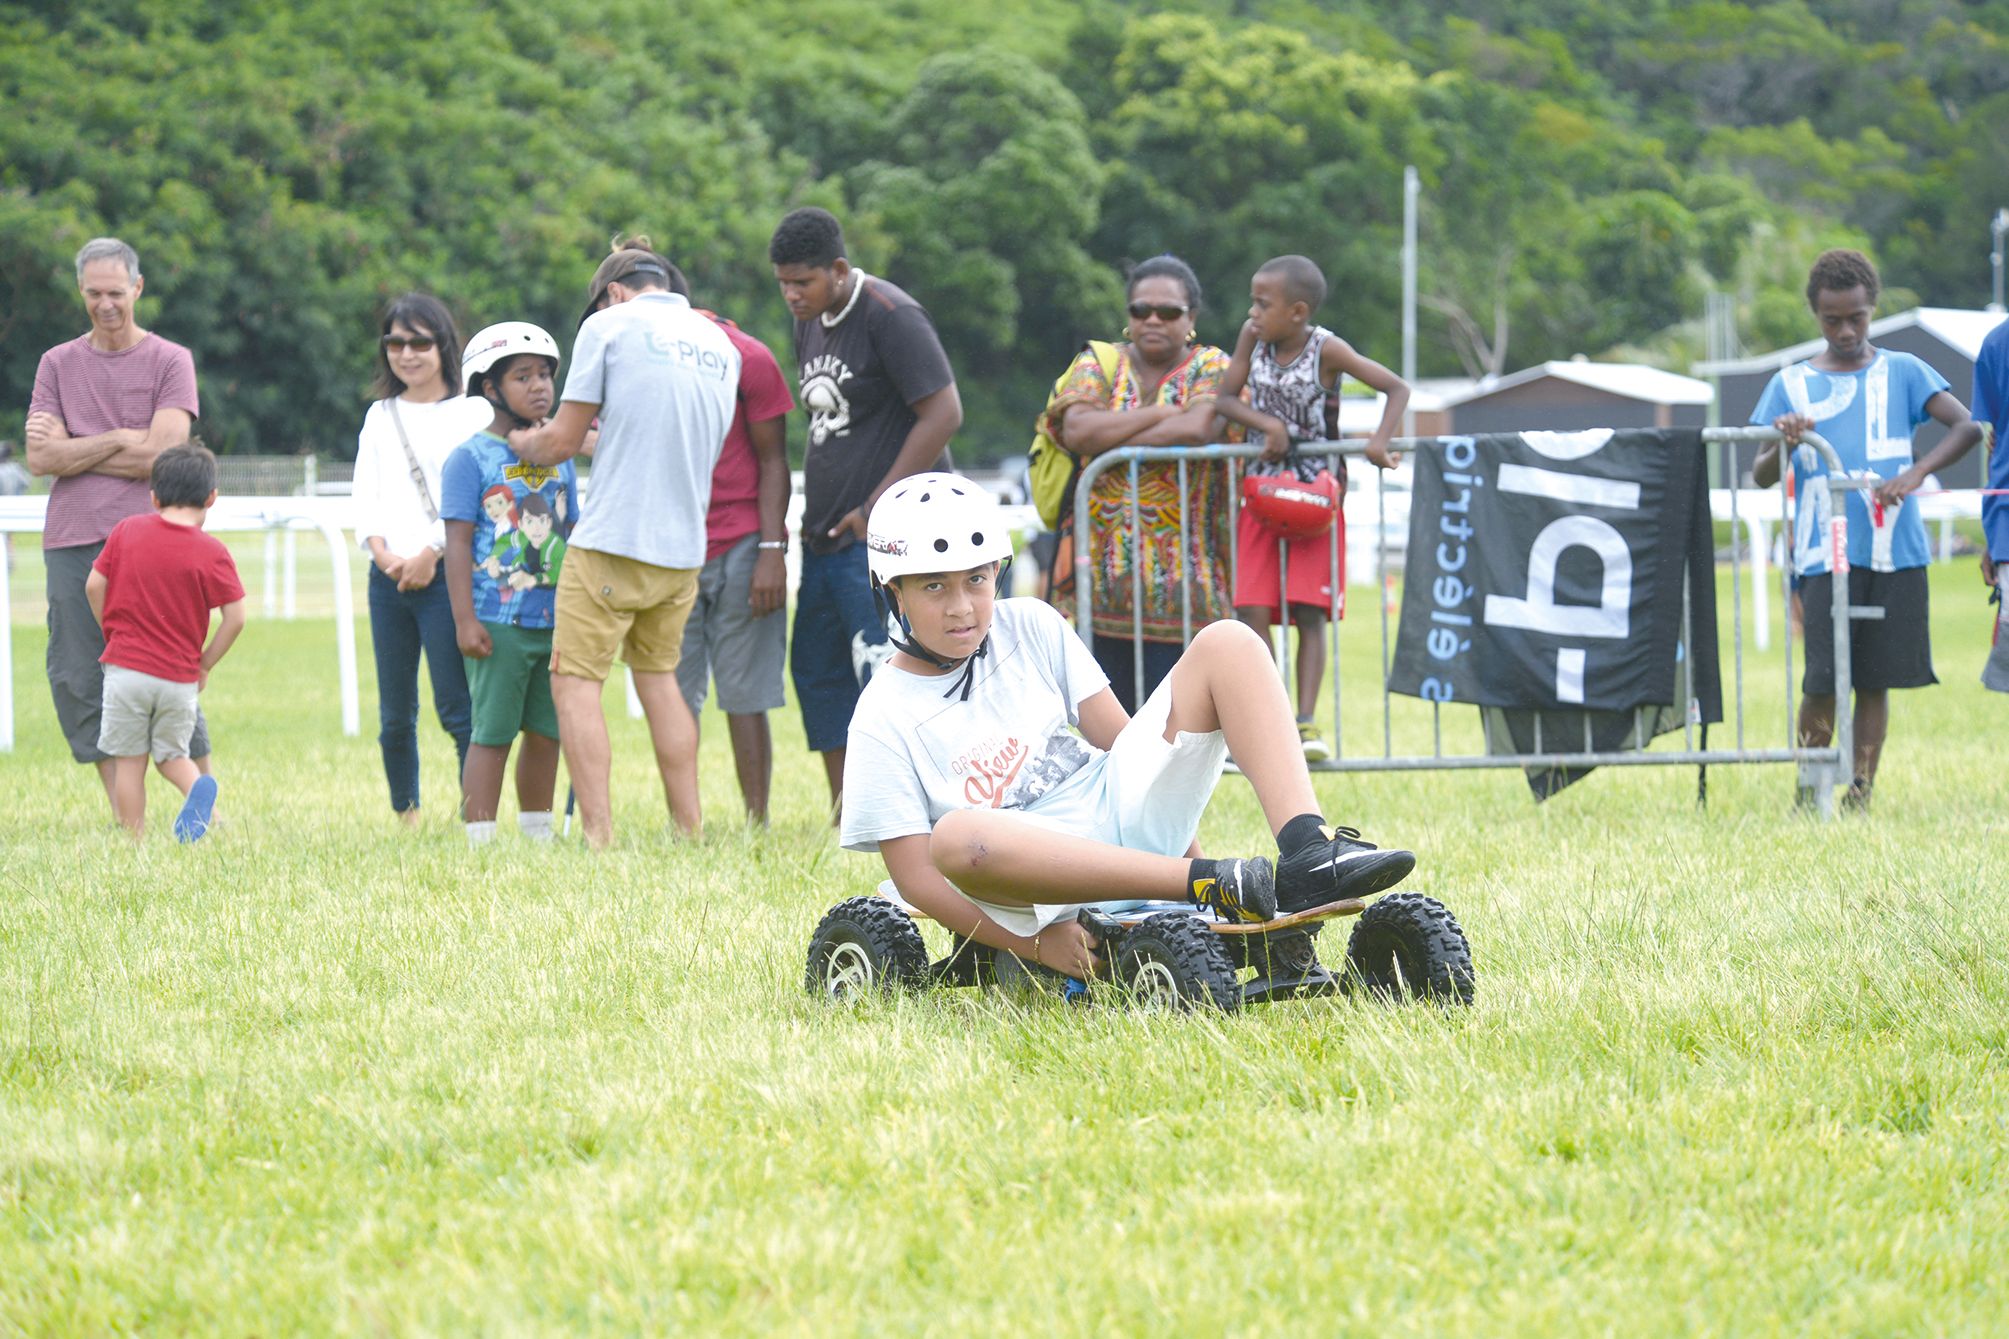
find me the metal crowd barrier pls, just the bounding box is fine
[1071,428,1865,816]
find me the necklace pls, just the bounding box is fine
[822,270,870,328]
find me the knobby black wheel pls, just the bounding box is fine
[1343,893,1475,1006]
[1113,912,1241,1012]
[804,897,931,1000]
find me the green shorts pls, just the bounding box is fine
[466,622,558,747]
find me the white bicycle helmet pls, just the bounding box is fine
[866,472,1015,588]
[462,321,561,394]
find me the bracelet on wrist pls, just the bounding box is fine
[757,539,787,551]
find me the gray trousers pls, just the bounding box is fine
[45,541,210,764]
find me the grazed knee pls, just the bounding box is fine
[930,810,990,877]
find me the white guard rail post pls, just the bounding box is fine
[0,493,359,751]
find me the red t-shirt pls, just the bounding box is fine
[699,313,795,561]
[92,513,245,682]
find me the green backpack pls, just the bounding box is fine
[1027,340,1121,529]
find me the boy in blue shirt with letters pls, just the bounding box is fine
[1751,250,1984,809]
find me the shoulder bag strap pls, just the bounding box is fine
[385,397,440,524]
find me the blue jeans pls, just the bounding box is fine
[1090,634,1184,717]
[789,544,886,753]
[367,565,471,812]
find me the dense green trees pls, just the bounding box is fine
[2,0,2002,461]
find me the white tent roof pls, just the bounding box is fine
[1441,360,1715,408]
[1693,306,2007,377]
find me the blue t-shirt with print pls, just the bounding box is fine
[439,431,579,628]
[1750,350,1948,575]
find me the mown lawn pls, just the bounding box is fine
[3,553,2005,1334]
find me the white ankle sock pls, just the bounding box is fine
[519,810,554,841]
[465,820,498,845]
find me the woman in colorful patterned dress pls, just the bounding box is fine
[1039,255,1234,713]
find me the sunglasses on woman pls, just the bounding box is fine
[380,334,437,353]
[1127,302,1190,322]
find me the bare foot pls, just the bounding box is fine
[398,807,423,829]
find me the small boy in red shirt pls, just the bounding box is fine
[84,443,246,840]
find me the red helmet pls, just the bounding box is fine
[1241,469,1340,540]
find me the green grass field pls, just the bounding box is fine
[3,547,2006,1334]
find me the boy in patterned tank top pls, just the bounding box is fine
[1209,256,1410,762]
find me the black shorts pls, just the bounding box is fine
[1799,567,1936,696]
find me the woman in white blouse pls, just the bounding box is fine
[353,295,489,824]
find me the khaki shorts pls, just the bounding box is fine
[98,664,200,763]
[551,546,699,682]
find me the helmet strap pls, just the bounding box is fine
[873,582,991,701]
[480,377,537,433]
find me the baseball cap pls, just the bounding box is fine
[580,247,676,327]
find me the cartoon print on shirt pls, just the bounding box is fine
[498,492,566,592]
[481,484,517,545]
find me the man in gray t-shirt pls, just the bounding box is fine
[510,241,740,848]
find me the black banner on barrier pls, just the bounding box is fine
[1388,429,1721,724]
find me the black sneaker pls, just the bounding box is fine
[1276,825,1415,913]
[1191,856,1277,923]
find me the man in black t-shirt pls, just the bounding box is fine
[770,207,962,811]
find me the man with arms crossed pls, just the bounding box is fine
[509,239,739,847]
[768,206,961,813]
[26,237,206,795]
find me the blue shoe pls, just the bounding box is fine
[174,776,218,843]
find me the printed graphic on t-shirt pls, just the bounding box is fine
[442,438,578,628]
[801,353,853,446]
[1754,351,1946,576]
[948,729,1094,809]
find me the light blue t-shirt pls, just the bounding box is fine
[439,431,578,629]
[560,291,741,569]
[1751,350,1948,575]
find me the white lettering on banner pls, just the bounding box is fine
[1420,436,1481,702]
[1830,515,1850,575]
[1520,430,1616,461]
[1484,516,1634,638]
[1496,464,1641,510]
[1555,647,1586,705]
[1483,432,1642,704]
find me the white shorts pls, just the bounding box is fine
[969,670,1228,937]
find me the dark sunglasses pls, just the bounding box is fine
[380,335,437,353]
[1127,302,1190,322]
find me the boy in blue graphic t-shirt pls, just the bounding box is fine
[441,322,580,843]
[1752,250,1984,809]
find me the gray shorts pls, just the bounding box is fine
[675,532,786,714]
[1985,568,2009,694]
[47,543,210,764]
[98,664,200,763]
